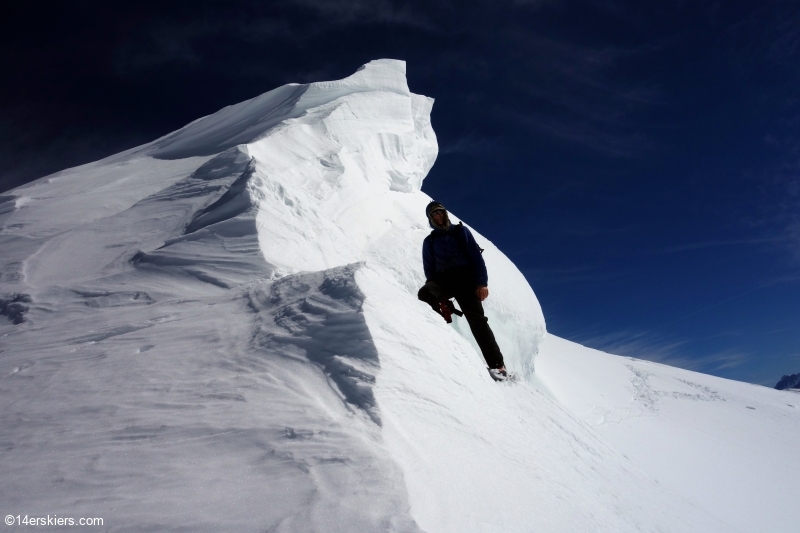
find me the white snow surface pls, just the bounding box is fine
[1,59,798,532]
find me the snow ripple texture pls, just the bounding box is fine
[1,59,798,533]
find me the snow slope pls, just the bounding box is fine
[536,336,800,533]
[1,59,798,532]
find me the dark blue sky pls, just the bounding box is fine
[2,1,799,385]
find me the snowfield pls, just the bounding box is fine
[1,59,798,533]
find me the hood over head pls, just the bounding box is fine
[426,201,451,231]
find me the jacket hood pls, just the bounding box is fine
[426,201,451,231]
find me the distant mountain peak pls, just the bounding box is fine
[775,373,800,390]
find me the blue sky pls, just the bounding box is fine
[2,0,798,385]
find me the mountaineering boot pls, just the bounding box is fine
[446,299,463,317]
[438,299,462,323]
[488,366,509,382]
[439,301,453,323]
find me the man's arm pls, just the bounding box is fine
[422,236,436,281]
[460,226,488,287]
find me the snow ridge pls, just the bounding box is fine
[1,59,437,532]
[1,59,798,533]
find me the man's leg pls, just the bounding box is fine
[453,290,505,369]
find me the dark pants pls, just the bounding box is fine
[417,267,505,369]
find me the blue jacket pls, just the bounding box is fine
[422,223,488,287]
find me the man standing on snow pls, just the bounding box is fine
[418,201,508,381]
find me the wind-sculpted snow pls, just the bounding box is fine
[247,264,382,424]
[149,59,415,161]
[132,146,267,289]
[0,274,421,532]
[1,59,798,532]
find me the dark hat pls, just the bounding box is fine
[426,201,446,217]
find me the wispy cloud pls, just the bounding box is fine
[740,165,800,264]
[507,0,559,7]
[573,328,751,373]
[485,29,670,157]
[439,133,502,156]
[288,0,441,30]
[513,112,652,157]
[651,272,800,331]
[519,214,640,237]
[113,1,442,77]
[645,236,786,255]
[717,3,800,263]
[521,264,625,285]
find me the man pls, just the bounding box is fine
[417,201,508,381]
